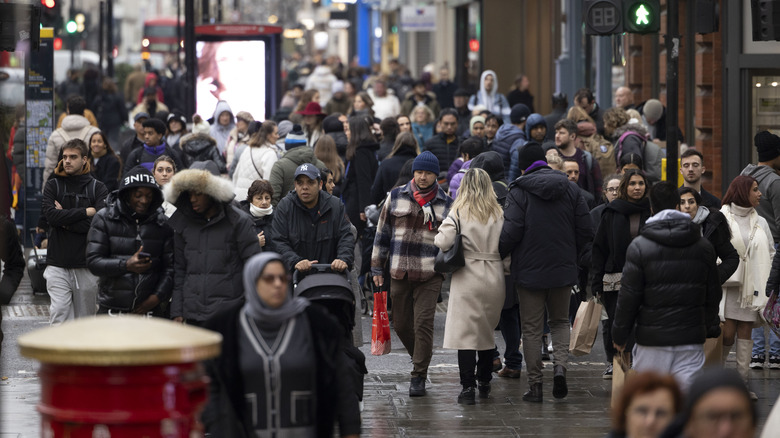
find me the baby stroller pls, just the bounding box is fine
[293,264,367,405]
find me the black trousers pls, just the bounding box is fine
[457,349,494,387]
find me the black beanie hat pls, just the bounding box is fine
[322,115,344,134]
[517,142,546,171]
[755,131,780,162]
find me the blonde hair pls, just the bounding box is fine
[567,106,594,124]
[546,153,563,170]
[450,168,502,224]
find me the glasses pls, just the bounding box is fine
[259,274,290,284]
[606,187,619,193]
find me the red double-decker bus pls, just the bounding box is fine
[142,17,182,54]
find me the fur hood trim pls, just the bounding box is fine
[164,169,235,205]
[614,122,649,139]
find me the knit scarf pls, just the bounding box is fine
[250,204,273,218]
[723,203,772,310]
[410,179,438,230]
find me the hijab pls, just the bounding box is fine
[242,252,309,328]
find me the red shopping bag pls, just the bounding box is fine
[371,291,391,355]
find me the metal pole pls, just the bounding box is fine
[185,0,196,120]
[177,0,182,69]
[107,0,113,77]
[69,1,75,68]
[98,1,104,77]
[665,0,680,183]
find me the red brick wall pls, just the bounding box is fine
[623,0,724,196]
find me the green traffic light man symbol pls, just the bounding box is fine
[635,4,650,25]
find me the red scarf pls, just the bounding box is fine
[411,179,437,206]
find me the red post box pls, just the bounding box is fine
[18,316,222,437]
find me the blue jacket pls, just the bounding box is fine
[491,124,526,176]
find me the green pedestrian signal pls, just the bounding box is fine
[65,19,76,33]
[634,4,650,25]
[623,0,660,34]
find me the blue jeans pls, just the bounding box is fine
[498,304,524,370]
[752,326,780,357]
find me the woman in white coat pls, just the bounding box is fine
[435,168,508,405]
[720,175,774,400]
[232,121,279,201]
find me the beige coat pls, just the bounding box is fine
[435,211,508,350]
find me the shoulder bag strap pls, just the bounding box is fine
[249,148,263,179]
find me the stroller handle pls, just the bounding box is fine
[292,263,347,285]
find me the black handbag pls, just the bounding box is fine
[434,213,465,273]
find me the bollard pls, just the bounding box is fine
[18,316,222,437]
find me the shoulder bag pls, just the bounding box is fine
[434,213,465,273]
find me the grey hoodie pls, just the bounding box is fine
[741,164,780,242]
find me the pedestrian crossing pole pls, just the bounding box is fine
[665,0,680,183]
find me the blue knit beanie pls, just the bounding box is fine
[412,151,440,175]
[285,124,307,150]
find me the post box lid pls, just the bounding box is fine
[18,316,222,365]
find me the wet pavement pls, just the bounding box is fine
[2,265,780,436]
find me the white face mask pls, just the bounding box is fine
[250,203,273,218]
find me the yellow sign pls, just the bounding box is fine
[660,158,685,186]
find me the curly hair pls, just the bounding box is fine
[603,107,629,138]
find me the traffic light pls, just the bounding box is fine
[40,0,63,33]
[65,18,77,34]
[584,0,623,36]
[751,0,780,41]
[623,0,660,34]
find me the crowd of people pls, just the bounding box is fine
[2,57,780,437]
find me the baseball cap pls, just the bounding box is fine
[134,112,150,122]
[294,163,320,181]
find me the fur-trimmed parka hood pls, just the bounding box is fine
[614,122,649,140]
[180,132,217,156]
[164,168,235,208]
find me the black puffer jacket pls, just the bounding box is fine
[612,212,722,347]
[86,168,174,312]
[591,198,652,297]
[272,190,355,272]
[422,132,461,175]
[499,166,593,289]
[180,133,227,174]
[164,169,261,322]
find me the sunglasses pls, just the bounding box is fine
[260,274,290,284]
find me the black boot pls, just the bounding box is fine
[477,381,491,399]
[410,376,427,397]
[522,382,543,403]
[553,365,568,399]
[458,386,476,405]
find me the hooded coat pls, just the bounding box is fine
[135,72,165,104]
[42,160,109,268]
[499,166,592,289]
[209,100,235,156]
[524,113,547,140]
[86,167,174,312]
[268,146,327,206]
[164,169,261,322]
[612,210,722,347]
[305,65,338,105]
[468,70,511,124]
[491,123,527,176]
[180,133,227,173]
[44,115,101,182]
